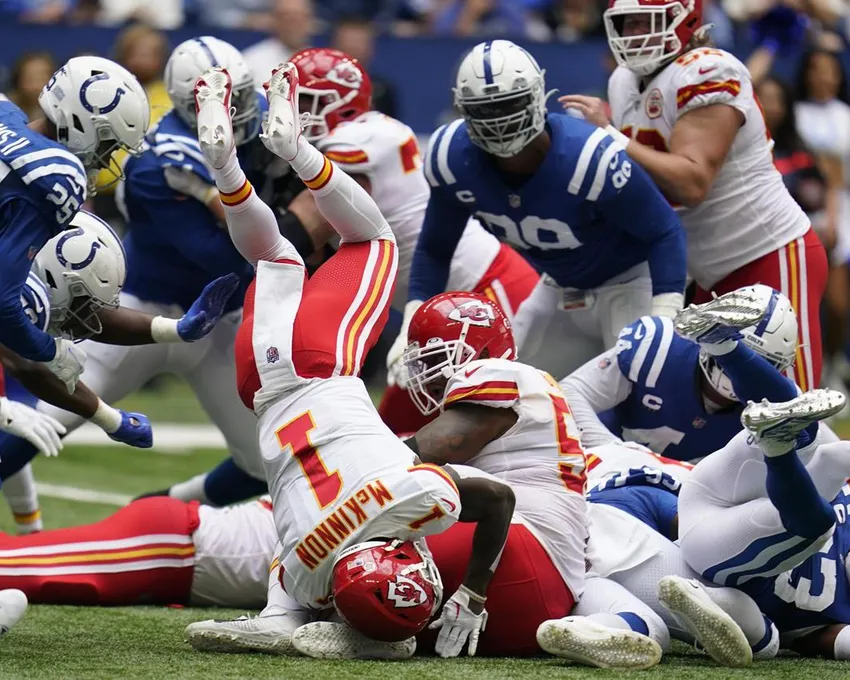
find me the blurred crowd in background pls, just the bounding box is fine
[4,0,850,390]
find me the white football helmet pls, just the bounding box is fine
[34,211,126,342]
[700,285,799,401]
[38,57,150,191]
[453,40,551,158]
[165,37,260,146]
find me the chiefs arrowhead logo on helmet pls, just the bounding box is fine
[327,62,363,89]
[387,575,428,608]
[448,300,496,327]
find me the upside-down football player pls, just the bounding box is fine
[175,60,519,659]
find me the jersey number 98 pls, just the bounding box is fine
[475,212,582,251]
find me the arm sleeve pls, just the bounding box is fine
[561,347,632,448]
[0,201,56,361]
[589,136,687,296]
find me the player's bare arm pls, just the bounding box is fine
[0,344,98,419]
[408,402,518,465]
[559,94,742,207]
[446,470,516,602]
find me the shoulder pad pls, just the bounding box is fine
[149,131,213,184]
[671,49,748,116]
[561,122,628,202]
[319,117,380,173]
[20,271,51,332]
[423,118,467,189]
[444,358,520,409]
[615,316,676,388]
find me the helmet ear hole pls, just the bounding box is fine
[72,114,85,134]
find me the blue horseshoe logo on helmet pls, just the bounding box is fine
[80,73,126,114]
[55,228,102,271]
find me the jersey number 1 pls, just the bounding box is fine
[276,411,343,510]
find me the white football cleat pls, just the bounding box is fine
[0,589,27,636]
[261,62,302,161]
[536,616,662,670]
[184,614,296,655]
[292,622,416,660]
[658,576,752,668]
[741,389,847,457]
[674,290,766,346]
[194,67,235,170]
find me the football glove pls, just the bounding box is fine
[429,586,488,657]
[107,410,153,448]
[0,397,66,457]
[176,273,241,342]
[45,338,87,393]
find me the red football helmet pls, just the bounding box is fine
[402,292,517,416]
[603,0,703,77]
[288,47,372,142]
[332,540,443,642]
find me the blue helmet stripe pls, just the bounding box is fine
[482,41,494,84]
[754,289,779,337]
[194,38,220,67]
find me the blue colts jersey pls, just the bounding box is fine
[118,107,258,313]
[603,316,743,461]
[587,470,681,540]
[408,114,686,302]
[0,99,86,361]
[744,486,850,633]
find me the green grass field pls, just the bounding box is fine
[2,378,849,679]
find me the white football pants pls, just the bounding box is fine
[512,262,652,377]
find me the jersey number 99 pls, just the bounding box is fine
[476,212,582,251]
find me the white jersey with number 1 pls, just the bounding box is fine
[317,111,500,307]
[442,358,589,599]
[608,48,809,289]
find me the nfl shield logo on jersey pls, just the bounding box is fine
[646,89,663,119]
[266,346,280,364]
[692,416,706,429]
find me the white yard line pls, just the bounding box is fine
[36,482,130,506]
[65,423,227,453]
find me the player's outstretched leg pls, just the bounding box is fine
[195,68,295,266]
[262,63,393,244]
[657,576,752,667]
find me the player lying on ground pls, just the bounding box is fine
[186,60,515,658]
[396,39,686,380]
[583,441,781,666]
[563,0,827,390]
[562,285,799,460]
[591,412,850,661]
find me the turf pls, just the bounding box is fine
[1,378,849,678]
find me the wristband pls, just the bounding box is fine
[151,316,182,343]
[458,584,487,604]
[90,399,122,433]
[605,125,630,148]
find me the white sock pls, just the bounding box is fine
[210,150,246,195]
[168,473,209,503]
[262,543,305,616]
[2,465,42,534]
[291,138,392,244]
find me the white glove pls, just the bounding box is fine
[429,585,488,657]
[650,292,685,319]
[386,299,422,388]
[0,397,66,457]
[44,338,87,394]
[163,166,218,206]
